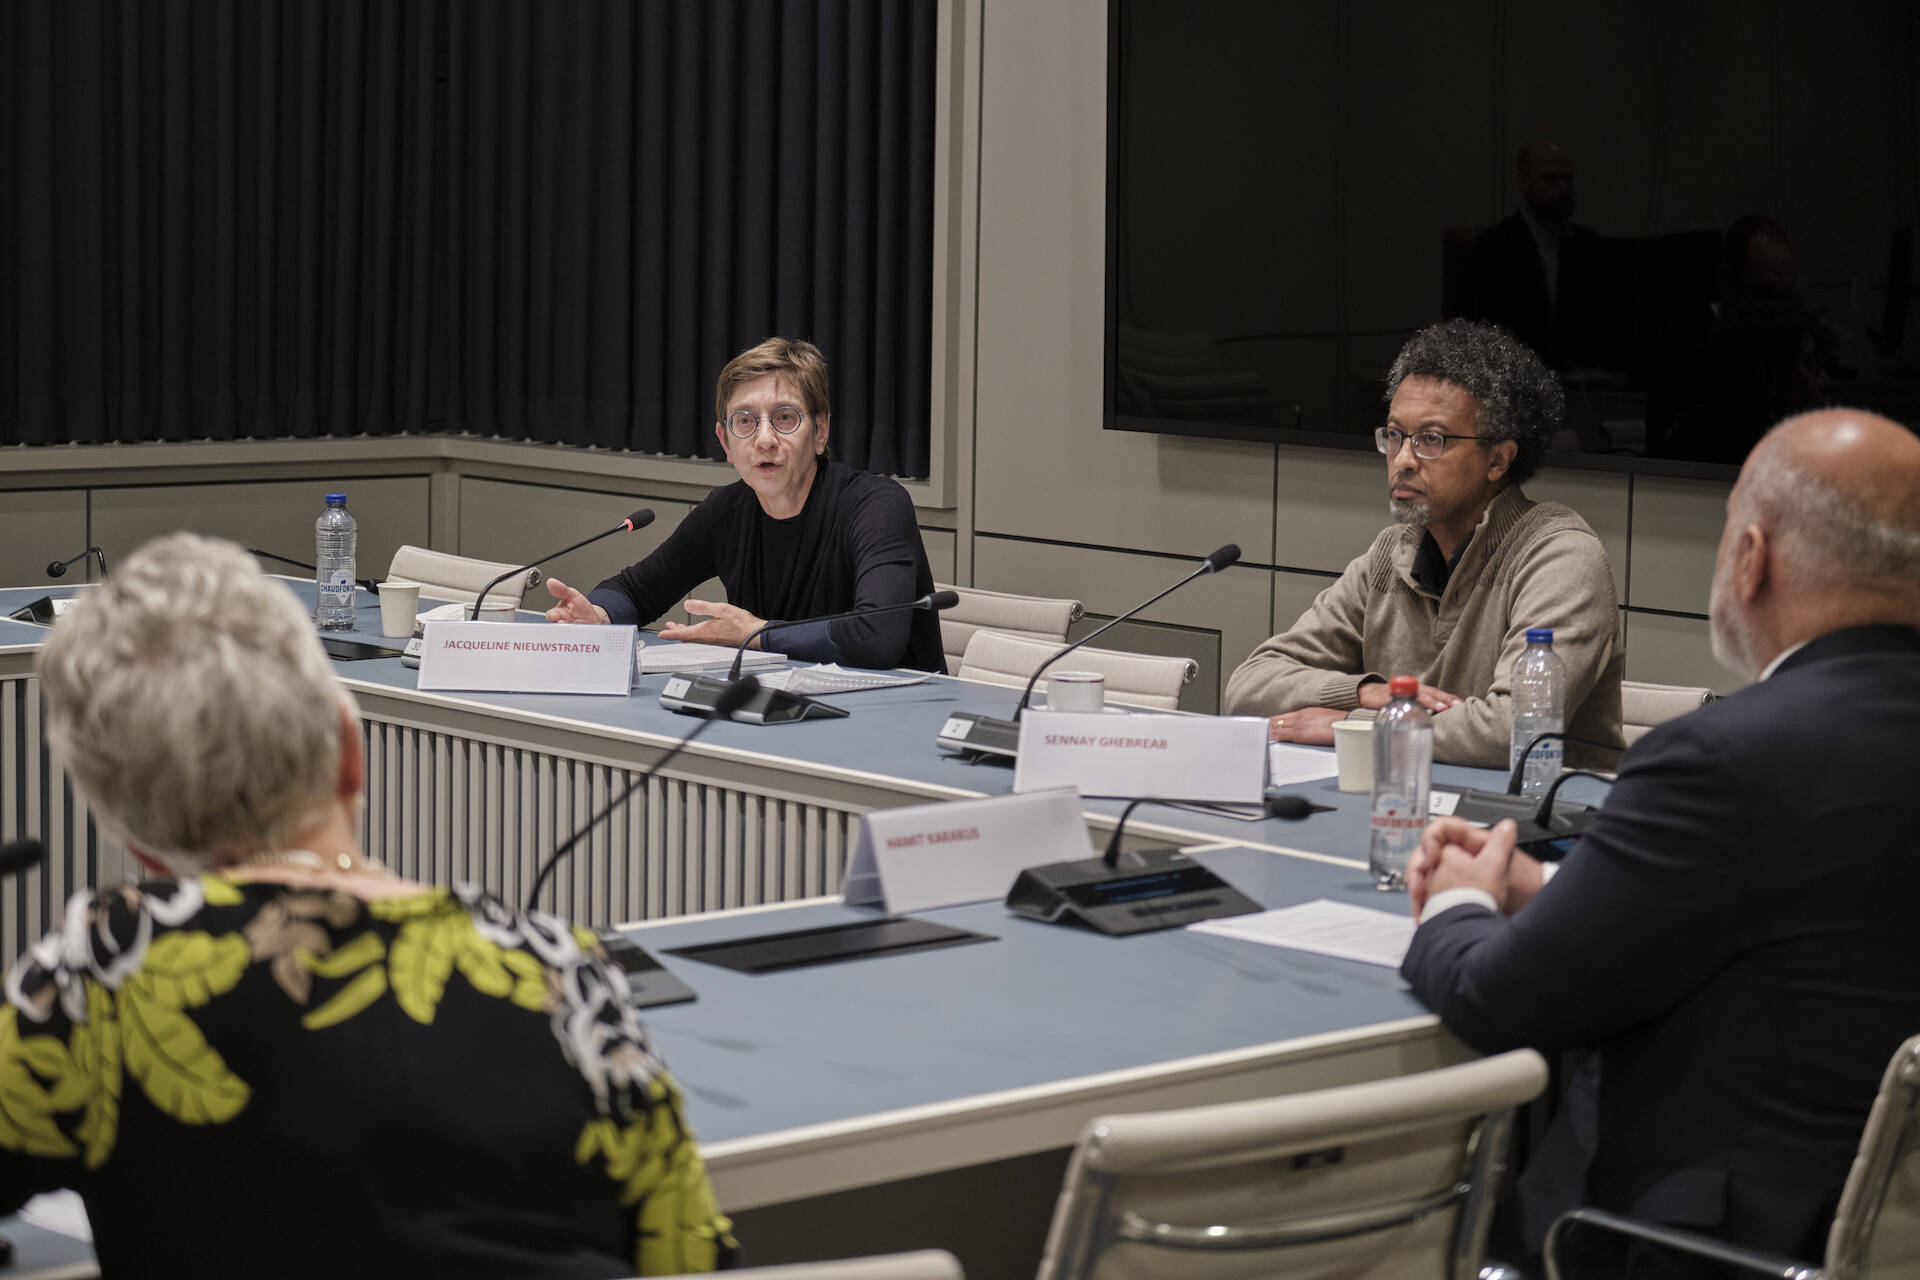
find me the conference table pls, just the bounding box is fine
[0,580,1564,1274]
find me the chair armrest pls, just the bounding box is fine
[1544,1208,1822,1280]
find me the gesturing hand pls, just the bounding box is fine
[659,599,766,648]
[544,578,610,625]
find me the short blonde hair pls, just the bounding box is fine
[713,336,832,424]
[37,533,351,869]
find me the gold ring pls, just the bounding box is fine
[1276,716,1287,734]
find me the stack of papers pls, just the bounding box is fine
[1266,742,1339,787]
[1188,899,1416,968]
[638,643,788,675]
[757,665,934,696]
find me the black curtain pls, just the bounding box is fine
[444,0,936,478]
[0,1,437,445]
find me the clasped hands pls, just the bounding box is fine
[543,579,766,647]
[1267,680,1462,745]
[1407,816,1546,923]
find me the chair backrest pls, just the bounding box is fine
[386,544,542,608]
[1826,1034,1920,1278]
[935,583,1083,676]
[1036,1049,1550,1280]
[1621,680,1715,747]
[647,1250,963,1280]
[957,629,1195,711]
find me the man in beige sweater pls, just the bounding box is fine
[1224,320,1624,768]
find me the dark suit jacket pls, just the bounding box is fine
[1461,211,1599,368]
[1403,624,1920,1259]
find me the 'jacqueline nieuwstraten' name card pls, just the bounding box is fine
[843,788,1090,914]
[416,621,636,696]
[1012,712,1268,803]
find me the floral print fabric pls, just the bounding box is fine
[0,876,736,1277]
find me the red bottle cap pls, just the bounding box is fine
[1388,676,1419,698]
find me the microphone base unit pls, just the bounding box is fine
[1006,847,1261,936]
[1445,788,1600,857]
[934,711,1022,761]
[660,674,851,725]
[595,931,698,1008]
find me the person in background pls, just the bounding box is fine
[543,337,946,671]
[1223,319,1624,767]
[1403,409,1920,1275]
[1460,141,1602,369]
[0,533,737,1279]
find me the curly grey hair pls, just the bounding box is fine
[37,533,353,871]
[1384,319,1566,486]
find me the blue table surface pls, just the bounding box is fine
[621,843,1431,1146]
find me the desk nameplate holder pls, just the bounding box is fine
[659,673,849,724]
[843,788,1088,914]
[416,620,636,696]
[667,917,994,974]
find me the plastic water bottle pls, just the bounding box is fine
[1369,676,1432,890]
[314,493,358,631]
[1510,628,1567,800]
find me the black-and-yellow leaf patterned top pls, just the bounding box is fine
[0,875,739,1278]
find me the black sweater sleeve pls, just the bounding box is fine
[819,479,929,669]
[587,496,726,627]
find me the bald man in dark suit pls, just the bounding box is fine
[1401,409,1920,1274]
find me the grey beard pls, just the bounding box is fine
[1389,498,1429,527]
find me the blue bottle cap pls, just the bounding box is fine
[325,493,347,504]
[1526,628,1554,643]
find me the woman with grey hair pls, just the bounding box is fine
[0,533,737,1277]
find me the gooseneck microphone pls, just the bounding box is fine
[1100,795,1312,868]
[1015,544,1238,721]
[660,591,960,725]
[246,549,378,594]
[46,547,109,580]
[0,839,46,878]
[471,509,656,621]
[724,589,961,681]
[524,676,760,913]
[936,545,1241,761]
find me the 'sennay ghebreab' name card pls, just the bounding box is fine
[417,621,636,696]
[1012,712,1268,803]
[843,788,1090,914]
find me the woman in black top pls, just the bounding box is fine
[3,534,737,1278]
[543,338,945,672]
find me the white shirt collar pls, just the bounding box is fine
[1758,639,1810,682]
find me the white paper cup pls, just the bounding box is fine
[377,580,422,638]
[1333,718,1375,793]
[1045,671,1106,713]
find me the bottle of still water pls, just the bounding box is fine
[1510,628,1567,799]
[1369,676,1432,890]
[314,493,358,631]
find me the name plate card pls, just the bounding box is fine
[843,789,1090,913]
[1013,712,1268,803]
[416,621,636,696]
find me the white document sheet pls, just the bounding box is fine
[755,664,933,695]
[638,643,787,675]
[1266,742,1340,787]
[20,1189,91,1241]
[1188,899,1417,968]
